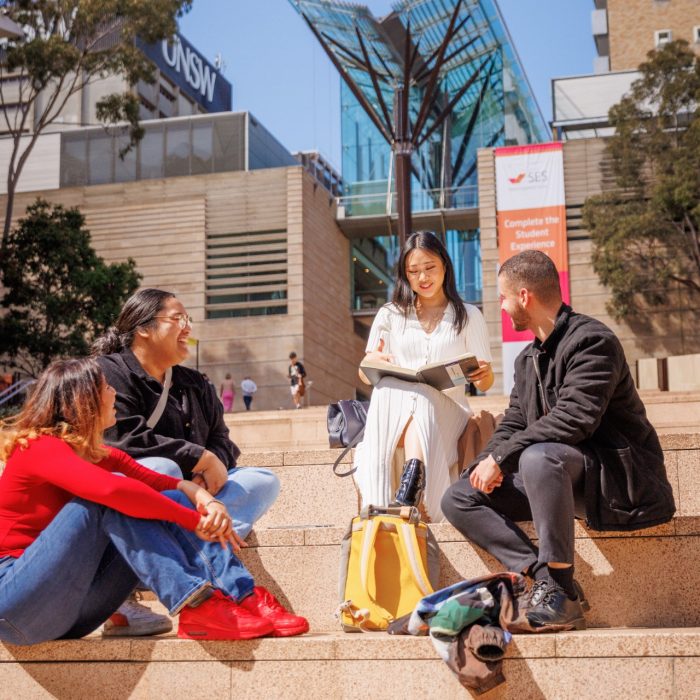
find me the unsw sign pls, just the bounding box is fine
[137,33,232,113]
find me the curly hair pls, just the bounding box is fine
[0,357,108,464]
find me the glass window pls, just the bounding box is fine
[114,133,137,183]
[208,306,287,319]
[165,123,191,177]
[191,121,213,175]
[60,132,87,187]
[351,235,397,311]
[139,126,164,180]
[213,115,245,172]
[87,132,113,185]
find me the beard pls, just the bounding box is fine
[509,307,530,332]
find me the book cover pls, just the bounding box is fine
[360,353,479,391]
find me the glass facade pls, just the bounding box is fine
[290,0,546,310]
[352,229,481,310]
[59,112,296,188]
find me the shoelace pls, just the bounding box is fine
[256,590,284,614]
[539,586,562,606]
[524,579,549,607]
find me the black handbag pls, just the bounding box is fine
[327,399,369,477]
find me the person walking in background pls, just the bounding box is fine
[240,376,257,411]
[288,352,306,410]
[220,373,235,413]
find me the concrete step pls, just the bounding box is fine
[3,628,698,699]
[239,519,700,633]
[226,391,700,451]
[243,433,700,530]
[227,433,700,632]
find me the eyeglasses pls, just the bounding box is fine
[153,314,193,330]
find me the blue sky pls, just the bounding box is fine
[179,1,595,169]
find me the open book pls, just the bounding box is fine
[360,352,480,391]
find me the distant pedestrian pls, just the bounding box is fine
[240,377,257,411]
[288,352,306,410]
[220,373,235,413]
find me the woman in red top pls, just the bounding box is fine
[0,358,308,644]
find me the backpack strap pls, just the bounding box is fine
[395,522,433,596]
[357,518,394,626]
[359,516,432,605]
[146,367,172,429]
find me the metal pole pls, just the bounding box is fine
[394,87,412,246]
[394,144,413,246]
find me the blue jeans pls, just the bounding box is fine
[0,492,254,645]
[139,458,279,539]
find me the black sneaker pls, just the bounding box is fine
[526,581,586,630]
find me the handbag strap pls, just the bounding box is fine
[146,367,172,429]
[332,426,364,477]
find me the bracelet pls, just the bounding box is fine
[204,498,225,508]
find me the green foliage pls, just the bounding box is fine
[0,0,192,246]
[0,199,141,375]
[582,40,700,320]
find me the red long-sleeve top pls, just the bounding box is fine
[0,435,201,558]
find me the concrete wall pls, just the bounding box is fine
[1,166,358,410]
[607,0,700,71]
[478,137,700,394]
[298,170,362,405]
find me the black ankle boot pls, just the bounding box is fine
[390,458,425,507]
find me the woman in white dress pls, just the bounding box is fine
[354,232,494,521]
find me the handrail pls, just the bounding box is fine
[336,184,478,217]
[0,379,35,407]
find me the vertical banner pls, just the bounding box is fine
[495,143,569,394]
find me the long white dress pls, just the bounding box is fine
[353,302,492,521]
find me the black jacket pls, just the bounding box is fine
[471,305,675,531]
[97,349,240,479]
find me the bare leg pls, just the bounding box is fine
[400,417,425,463]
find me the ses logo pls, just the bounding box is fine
[507,170,548,186]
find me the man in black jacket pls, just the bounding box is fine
[441,251,675,630]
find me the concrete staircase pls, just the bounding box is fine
[4,397,700,698]
[225,390,700,451]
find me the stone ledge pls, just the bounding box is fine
[2,628,698,664]
[239,435,700,467]
[246,517,700,548]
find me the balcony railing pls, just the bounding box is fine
[337,185,478,218]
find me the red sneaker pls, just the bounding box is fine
[177,590,274,640]
[239,586,310,637]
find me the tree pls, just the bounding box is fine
[582,40,700,320]
[0,198,141,376]
[0,0,192,251]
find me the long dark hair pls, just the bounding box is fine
[391,231,468,333]
[0,357,108,463]
[91,288,175,355]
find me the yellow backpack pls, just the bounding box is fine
[336,505,440,631]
